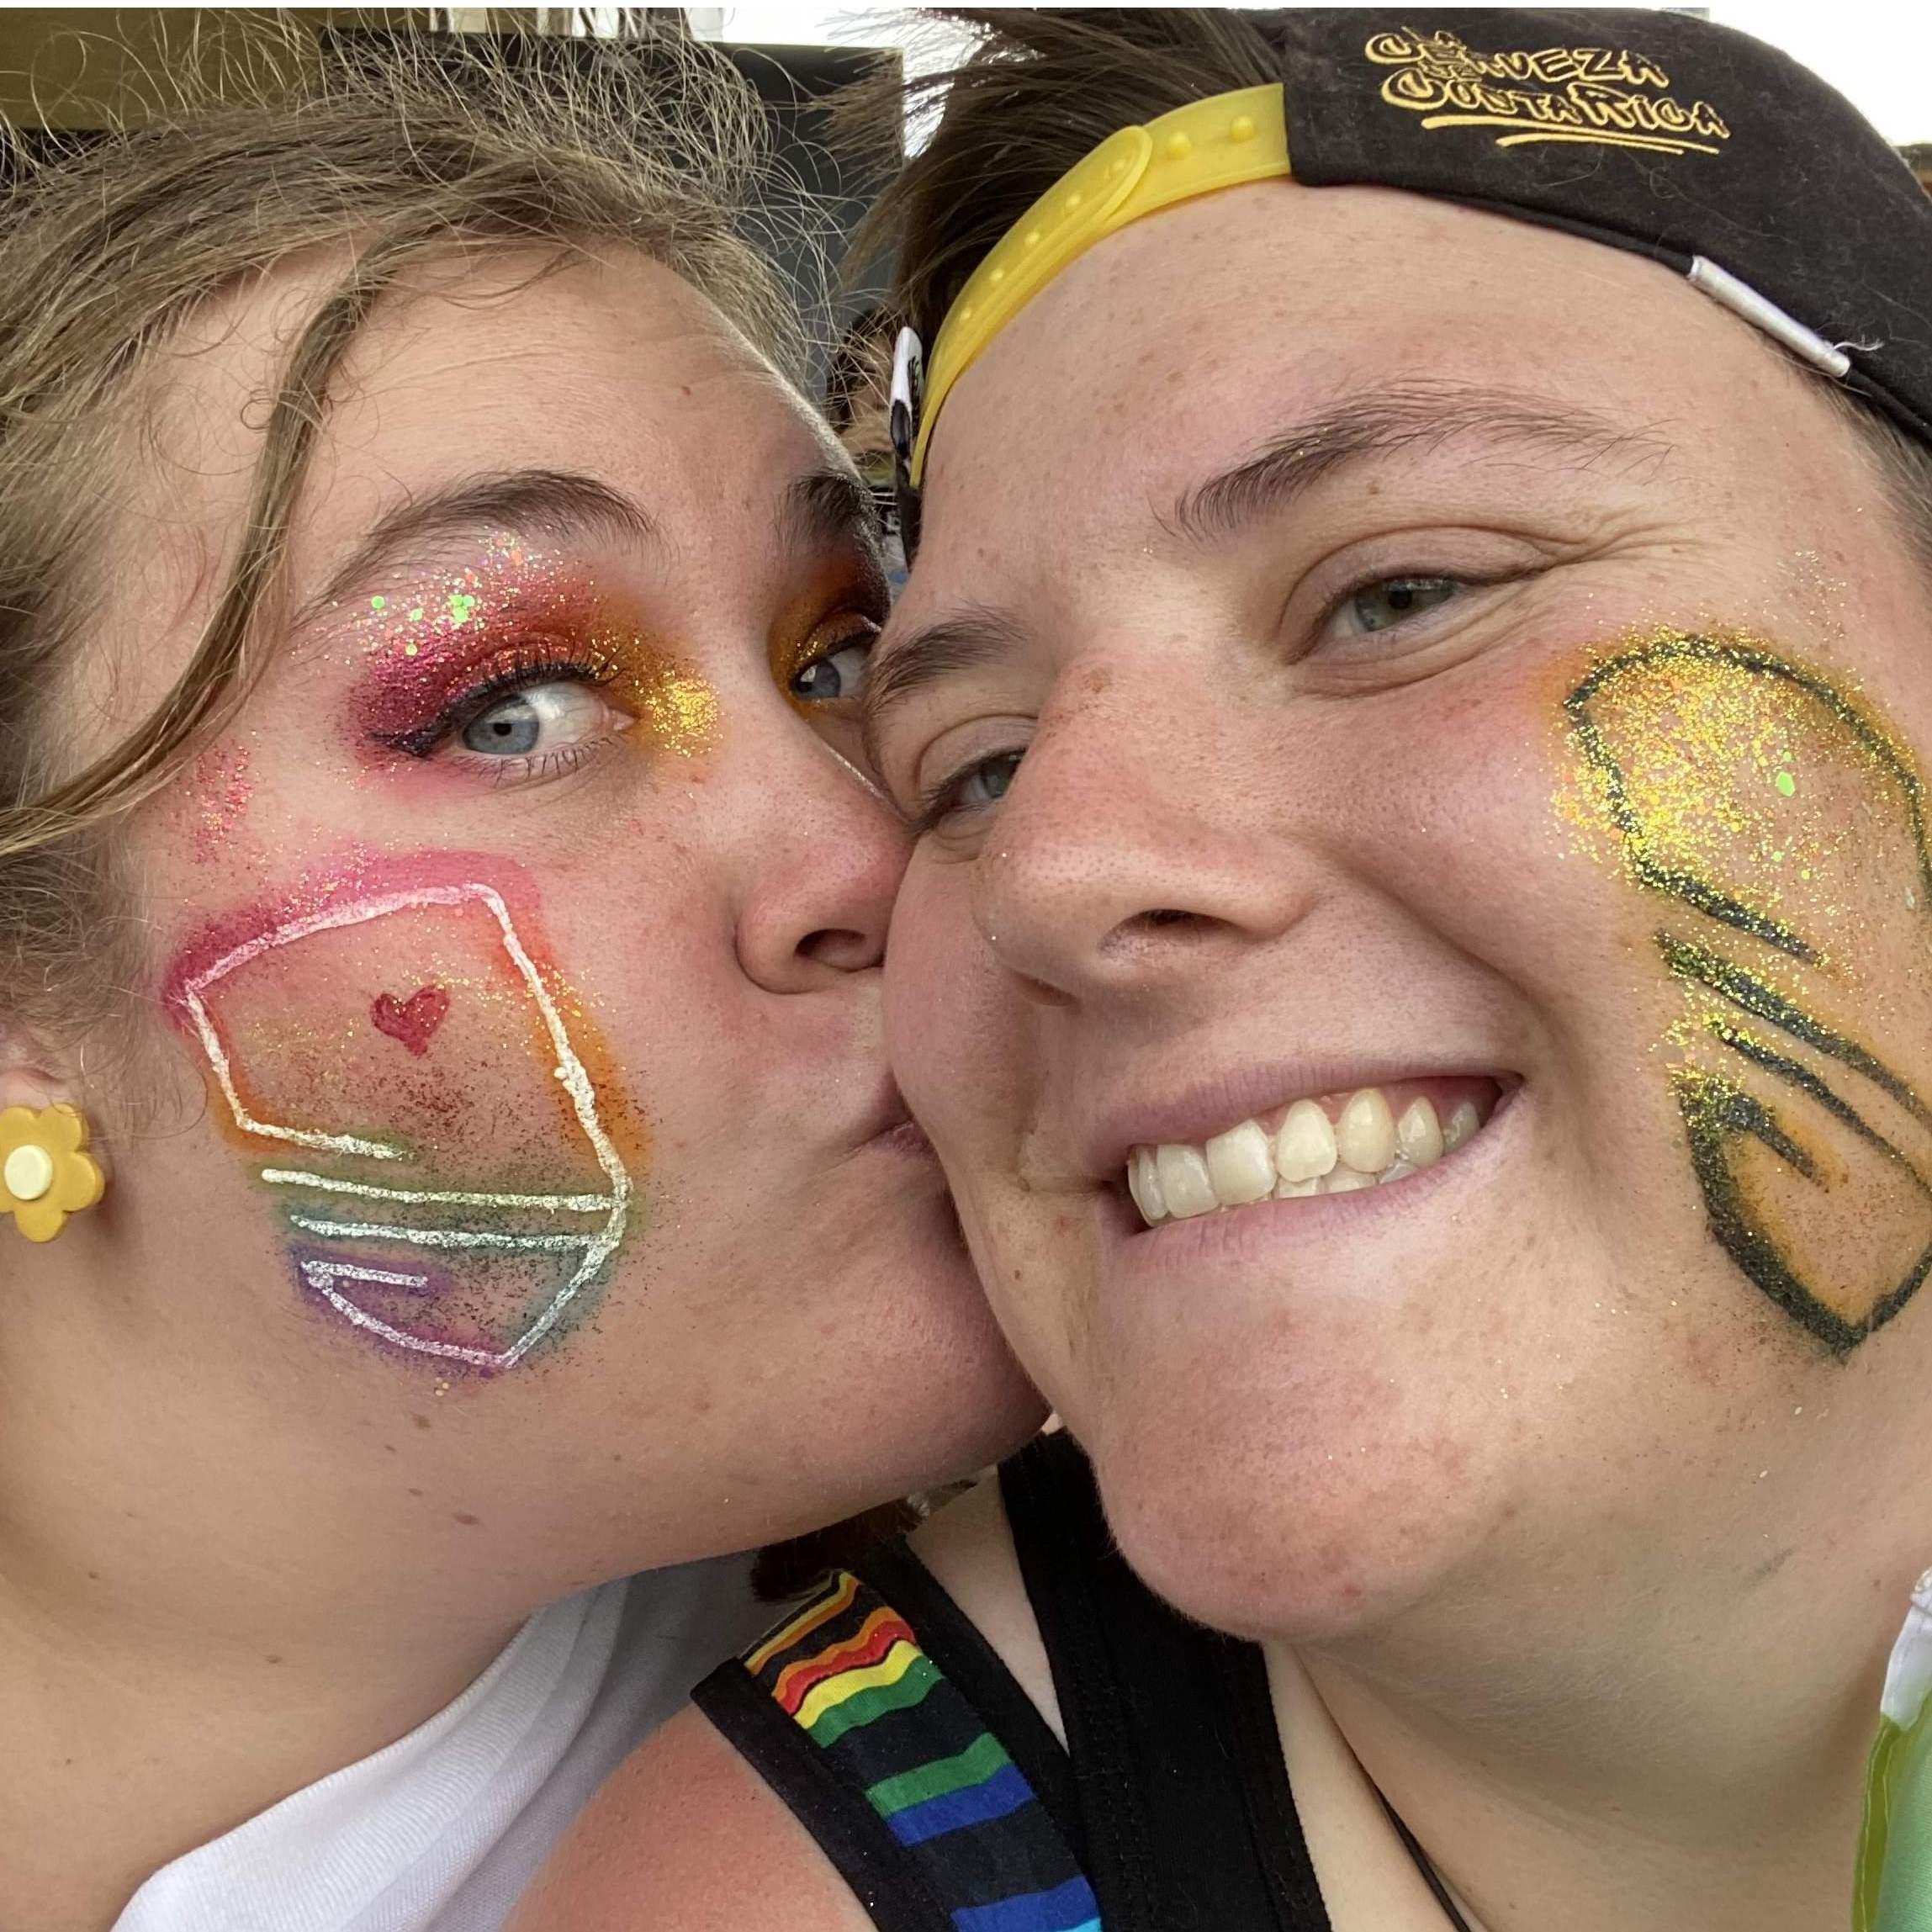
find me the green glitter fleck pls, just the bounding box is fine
[408,606,425,623]
[1776,770,1797,797]
[369,594,386,612]
[447,591,478,626]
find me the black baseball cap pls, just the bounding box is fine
[891,7,1932,543]
[1269,8,1932,449]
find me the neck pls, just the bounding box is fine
[1279,1529,1903,1932]
[0,1546,521,1932]
[0,1329,555,1932]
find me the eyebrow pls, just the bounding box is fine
[1169,380,1670,545]
[862,381,1672,757]
[304,468,658,621]
[781,467,884,562]
[305,461,883,624]
[860,606,1032,776]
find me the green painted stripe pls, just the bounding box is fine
[806,1654,941,1747]
[865,1729,1013,1816]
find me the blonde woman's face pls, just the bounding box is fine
[50,247,1037,1601]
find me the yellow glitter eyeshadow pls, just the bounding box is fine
[632,662,722,759]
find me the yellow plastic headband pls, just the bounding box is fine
[909,82,1292,485]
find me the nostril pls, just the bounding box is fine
[1145,908,1192,927]
[797,926,877,972]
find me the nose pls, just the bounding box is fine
[972,664,1318,1003]
[730,718,908,995]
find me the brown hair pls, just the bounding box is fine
[0,26,791,1046]
[865,9,1932,574]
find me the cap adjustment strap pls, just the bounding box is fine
[911,82,1292,484]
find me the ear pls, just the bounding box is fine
[0,1021,110,1168]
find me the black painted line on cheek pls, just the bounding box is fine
[1661,934,1932,1132]
[1568,633,1932,1354]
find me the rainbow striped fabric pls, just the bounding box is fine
[743,1569,1103,1931]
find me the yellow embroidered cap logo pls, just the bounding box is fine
[1366,29,1731,156]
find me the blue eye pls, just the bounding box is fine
[458,682,613,759]
[791,638,875,704]
[463,695,539,754]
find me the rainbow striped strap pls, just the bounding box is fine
[728,1567,1102,1932]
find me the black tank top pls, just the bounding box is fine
[694,1431,1334,1931]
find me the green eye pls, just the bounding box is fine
[957,750,1023,808]
[1350,576,1460,633]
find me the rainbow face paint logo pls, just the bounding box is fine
[177,874,631,1372]
[1565,631,1932,1353]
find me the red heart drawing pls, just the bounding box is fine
[370,986,450,1058]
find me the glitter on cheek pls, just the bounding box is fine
[188,741,255,864]
[1557,627,1932,1353]
[163,850,651,1376]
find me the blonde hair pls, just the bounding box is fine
[0,27,791,1039]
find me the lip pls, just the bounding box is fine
[855,1082,933,1158]
[867,1117,935,1159]
[1074,1052,1522,1180]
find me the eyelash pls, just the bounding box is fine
[372,646,620,762]
[906,744,1026,838]
[790,613,883,700]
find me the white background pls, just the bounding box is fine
[690,4,1932,147]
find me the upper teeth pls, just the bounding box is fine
[1127,1090,1480,1227]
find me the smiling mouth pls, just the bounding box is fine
[1126,1080,1506,1229]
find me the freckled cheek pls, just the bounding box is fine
[886,871,1002,1138]
[1336,691,1617,987]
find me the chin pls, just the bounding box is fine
[1077,1342,1509,1645]
[774,1183,1046,1498]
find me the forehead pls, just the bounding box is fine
[913,179,1796,571]
[297,246,827,581]
[69,246,838,775]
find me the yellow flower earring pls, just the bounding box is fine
[1,1103,105,1242]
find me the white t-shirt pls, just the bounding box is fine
[114,1554,769,1932]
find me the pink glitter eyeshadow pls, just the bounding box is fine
[343,538,718,761]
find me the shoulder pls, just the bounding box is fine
[505,1702,875,1932]
[511,1469,1062,1932]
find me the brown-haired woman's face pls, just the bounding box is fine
[875,182,1932,1644]
[37,246,1037,1598]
